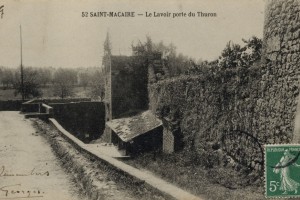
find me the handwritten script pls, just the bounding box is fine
[0,5,3,19]
[0,166,50,177]
[0,184,44,199]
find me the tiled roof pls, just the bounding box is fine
[106,110,162,142]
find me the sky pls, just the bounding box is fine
[0,0,266,68]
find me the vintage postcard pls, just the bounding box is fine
[1,0,299,200]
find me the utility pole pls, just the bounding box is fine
[20,25,24,101]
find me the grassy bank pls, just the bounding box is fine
[124,152,265,200]
[32,119,168,200]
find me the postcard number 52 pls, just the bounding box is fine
[82,12,88,17]
[269,181,280,192]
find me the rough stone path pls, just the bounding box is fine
[0,111,87,200]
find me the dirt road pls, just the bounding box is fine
[0,111,87,200]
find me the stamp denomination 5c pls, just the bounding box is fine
[265,144,300,198]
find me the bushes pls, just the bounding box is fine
[148,63,264,174]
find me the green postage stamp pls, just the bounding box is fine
[265,144,300,198]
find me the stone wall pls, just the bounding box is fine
[50,101,105,143]
[103,52,164,120]
[110,55,149,118]
[148,0,300,170]
[102,54,149,142]
[262,0,300,143]
[0,100,24,111]
[30,98,92,104]
[102,52,163,143]
[148,70,263,169]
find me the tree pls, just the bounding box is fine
[218,36,262,70]
[52,68,76,99]
[89,69,105,100]
[132,36,193,77]
[36,68,52,87]
[78,70,90,89]
[1,68,15,89]
[241,36,262,66]
[218,41,243,69]
[14,67,42,99]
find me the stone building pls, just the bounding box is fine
[102,47,176,154]
[146,0,300,170]
[106,110,163,156]
[102,0,300,166]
